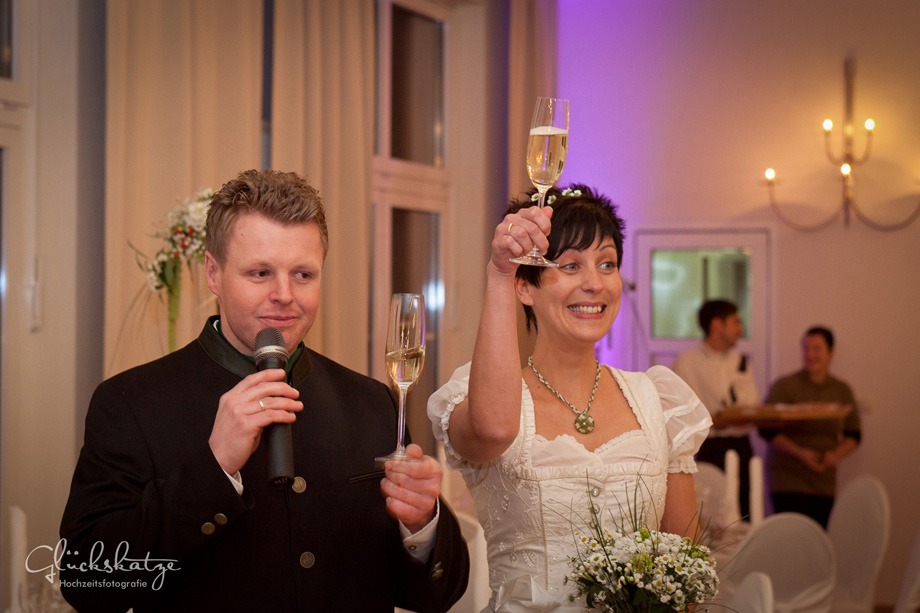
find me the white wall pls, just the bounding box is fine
[558,0,920,605]
[0,0,105,606]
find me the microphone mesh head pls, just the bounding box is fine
[255,327,286,351]
[254,327,289,369]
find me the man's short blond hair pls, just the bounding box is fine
[206,169,328,265]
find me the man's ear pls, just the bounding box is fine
[515,276,535,306]
[205,252,220,294]
[709,317,724,336]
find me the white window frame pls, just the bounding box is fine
[632,227,776,396]
[0,103,32,610]
[371,0,452,385]
[0,3,35,598]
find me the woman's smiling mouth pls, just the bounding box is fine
[568,305,605,314]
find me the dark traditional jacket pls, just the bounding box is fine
[60,317,469,612]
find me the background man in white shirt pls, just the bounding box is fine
[672,299,759,518]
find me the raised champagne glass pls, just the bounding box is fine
[375,293,426,464]
[510,96,569,267]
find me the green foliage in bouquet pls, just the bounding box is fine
[565,483,719,612]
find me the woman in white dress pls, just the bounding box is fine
[428,185,712,612]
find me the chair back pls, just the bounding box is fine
[721,512,835,613]
[451,510,491,613]
[827,475,891,613]
[694,461,729,534]
[728,571,774,613]
[894,527,920,613]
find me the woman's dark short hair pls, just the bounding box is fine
[508,184,626,332]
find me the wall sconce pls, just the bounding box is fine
[764,57,920,232]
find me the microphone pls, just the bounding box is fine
[254,327,293,486]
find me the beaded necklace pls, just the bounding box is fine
[527,356,600,434]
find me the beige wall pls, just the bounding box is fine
[558,0,920,605]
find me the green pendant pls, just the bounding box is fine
[575,413,595,434]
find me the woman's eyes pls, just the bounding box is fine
[558,261,618,271]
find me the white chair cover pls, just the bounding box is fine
[729,571,774,613]
[450,511,490,613]
[434,441,489,612]
[720,512,835,613]
[827,475,891,613]
[894,527,920,613]
[694,461,729,534]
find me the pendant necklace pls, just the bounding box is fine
[528,356,601,434]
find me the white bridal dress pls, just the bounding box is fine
[428,363,711,612]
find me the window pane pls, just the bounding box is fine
[391,208,440,453]
[0,0,11,79]
[390,6,444,167]
[651,248,752,339]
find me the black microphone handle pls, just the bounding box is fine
[254,327,294,486]
[265,422,294,487]
[262,357,293,486]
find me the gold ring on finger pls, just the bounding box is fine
[258,399,266,412]
[507,222,515,235]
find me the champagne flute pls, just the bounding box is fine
[375,293,426,464]
[510,96,569,267]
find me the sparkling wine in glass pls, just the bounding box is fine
[510,96,569,267]
[375,293,426,464]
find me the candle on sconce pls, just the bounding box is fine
[750,456,764,527]
[724,450,741,526]
[761,57,919,230]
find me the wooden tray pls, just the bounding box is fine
[714,402,850,427]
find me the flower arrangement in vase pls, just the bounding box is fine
[132,189,212,352]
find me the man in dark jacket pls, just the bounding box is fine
[60,169,469,612]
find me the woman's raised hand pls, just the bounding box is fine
[489,205,553,276]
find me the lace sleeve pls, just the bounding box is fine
[426,362,471,468]
[647,365,713,474]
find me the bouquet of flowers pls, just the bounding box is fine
[565,489,719,612]
[132,189,213,352]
